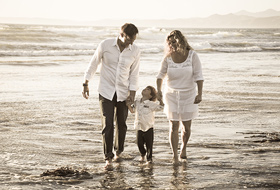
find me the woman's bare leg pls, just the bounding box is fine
[169,120,180,164]
[180,120,192,159]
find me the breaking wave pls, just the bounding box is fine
[0,24,279,57]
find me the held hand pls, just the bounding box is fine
[126,95,134,105]
[194,94,202,104]
[82,86,89,99]
[159,99,165,106]
[127,104,135,113]
[126,99,135,113]
[157,90,163,102]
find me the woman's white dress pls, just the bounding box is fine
[156,50,204,121]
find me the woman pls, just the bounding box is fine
[156,30,204,164]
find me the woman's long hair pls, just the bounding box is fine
[164,30,193,56]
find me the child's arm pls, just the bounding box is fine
[159,99,164,106]
[152,100,164,112]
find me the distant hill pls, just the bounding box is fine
[172,13,280,28]
[0,9,280,28]
[235,9,280,17]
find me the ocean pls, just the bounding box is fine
[0,24,280,189]
[1,24,280,56]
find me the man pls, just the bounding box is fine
[82,23,140,169]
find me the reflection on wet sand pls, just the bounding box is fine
[137,163,154,189]
[171,163,190,189]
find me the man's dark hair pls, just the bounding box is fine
[121,23,139,38]
[146,86,157,102]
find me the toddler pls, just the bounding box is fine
[127,86,164,164]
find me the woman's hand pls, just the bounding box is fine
[157,90,163,102]
[194,94,202,104]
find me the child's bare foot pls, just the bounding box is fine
[104,159,113,170]
[114,151,122,162]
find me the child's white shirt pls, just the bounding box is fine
[134,98,163,132]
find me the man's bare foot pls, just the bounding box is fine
[145,160,153,166]
[139,156,145,162]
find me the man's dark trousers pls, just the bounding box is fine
[99,93,128,160]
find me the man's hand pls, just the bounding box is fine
[126,96,133,106]
[127,103,135,113]
[82,86,89,99]
[126,91,136,105]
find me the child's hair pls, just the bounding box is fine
[146,86,157,102]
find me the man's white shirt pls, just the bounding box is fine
[84,37,140,102]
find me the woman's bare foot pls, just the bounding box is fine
[180,151,187,162]
[180,156,187,163]
[180,146,187,158]
[172,157,180,166]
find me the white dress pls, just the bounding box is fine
[156,50,204,121]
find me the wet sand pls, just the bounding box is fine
[1,52,280,189]
[1,91,280,189]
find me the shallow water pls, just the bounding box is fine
[1,24,280,189]
[1,56,279,189]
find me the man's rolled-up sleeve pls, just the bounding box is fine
[84,42,103,81]
[129,49,140,91]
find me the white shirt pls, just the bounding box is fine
[84,37,140,101]
[134,99,163,132]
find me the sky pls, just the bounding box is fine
[0,0,279,21]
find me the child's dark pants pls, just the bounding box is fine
[137,128,154,161]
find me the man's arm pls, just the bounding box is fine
[82,43,103,99]
[128,49,140,102]
[128,90,136,102]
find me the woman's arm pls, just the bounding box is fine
[156,78,163,102]
[194,80,203,104]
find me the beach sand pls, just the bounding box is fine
[1,51,280,189]
[1,97,279,189]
